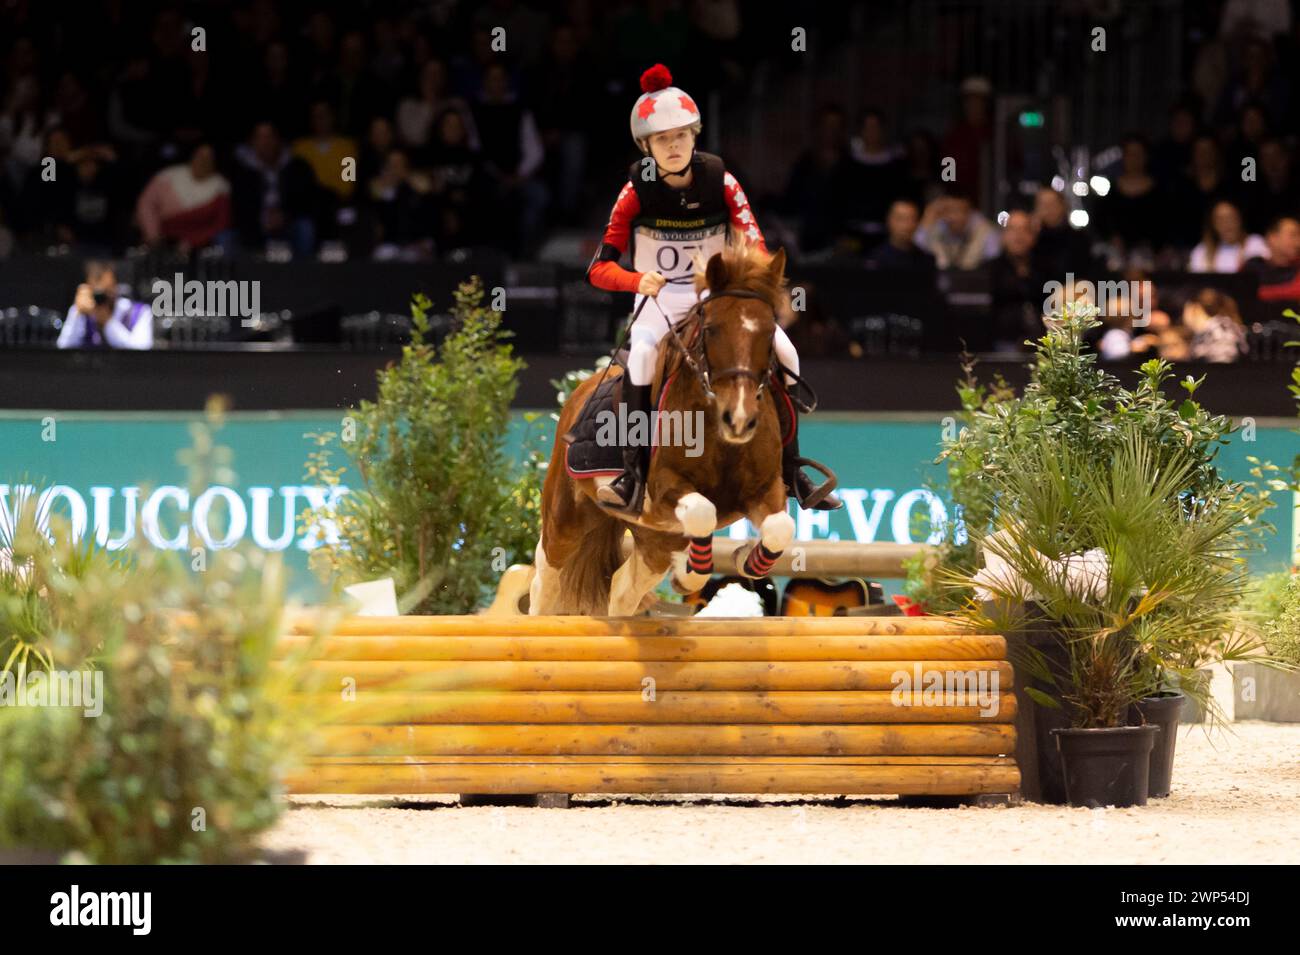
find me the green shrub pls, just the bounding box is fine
[0,402,316,863]
[1265,574,1300,667]
[964,426,1261,727]
[301,278,545,613]
[907,305,1271,612]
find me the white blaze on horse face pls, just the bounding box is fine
[724,380,752,440]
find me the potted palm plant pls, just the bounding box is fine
[962,427,1260,807]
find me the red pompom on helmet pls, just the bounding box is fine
[640,64,673,93]
[630,64,701,153]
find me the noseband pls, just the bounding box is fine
[664,287,778,404]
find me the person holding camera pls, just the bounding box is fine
[57,261,153,349]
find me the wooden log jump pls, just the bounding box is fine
[281,615,1019,799]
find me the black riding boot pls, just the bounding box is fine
[596,381,652,516]
[783,415,842,511]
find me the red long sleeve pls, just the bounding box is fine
[588,182,643,292]
[723,171,768,252]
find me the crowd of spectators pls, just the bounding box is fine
[2,1,1299,361]
[0,0,759,261]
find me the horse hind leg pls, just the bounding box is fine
[528,539,566,615]
[608,542,670,617]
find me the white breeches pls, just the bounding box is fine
[626,287,800,387]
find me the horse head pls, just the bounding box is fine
[686,242,787,444]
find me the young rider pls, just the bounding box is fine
[587,64,841,517]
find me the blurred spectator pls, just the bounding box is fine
[782,104,855,254]
[844,109,905,241]
[1239,137,1299,233]
[1130,307,1191,361]
[866,199,936,273]
[902,129,942,207]
[1252,215,1300,303]
[246,41,308,140]
[989,210,1043,351]
[52,144,122,252]
[425,108,492,250]
[1168,135,1231,248]
[779,284,853,359]
[58,260,152,350]
[396,58,478,157]
[1096,275,1159,361]
[1189,199,1267,271]
[231,121,321,257]
[134,143,232,252]
[358,116,397,187]
[0,75,49,195]
[1033,187,1094,278]
[1244,214,1300,283]
[1225,100,1270,172]
[916,191,999,270]
[533,23,600,224]
[1183,288,1247,361]
[1097,135,1164,254]
[1152,102,1200,183]
[1220,0,1292,39]
[474,61,547,255]
[293,101,358,201]
[319,31,392,139]
[941,76,993,211]
[1214,36,1289,134]
[49,72,104,147]
[363,149,433,260]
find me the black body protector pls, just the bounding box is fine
[626,150,729,283]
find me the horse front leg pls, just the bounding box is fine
[666,491,719,596]
[733,482,795,579]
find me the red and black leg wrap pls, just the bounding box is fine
[687,536,714,575]
[743,541,780,578]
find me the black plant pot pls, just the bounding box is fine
[1004,602,1075,804]
[1129,691,1185,798]
[1052,725,1160,808]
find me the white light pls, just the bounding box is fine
[1069,209,1090,229]
[996,210,1010,226]
[1072,180,1089,197]
[1089,175,1111,196]
[1051,176,1066,191]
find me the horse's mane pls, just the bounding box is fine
[691,234,786,309]
[654,236,784,387]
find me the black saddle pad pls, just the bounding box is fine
[563,373,626,477]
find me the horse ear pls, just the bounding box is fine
[767,247,787,282]
[705,251,728,292]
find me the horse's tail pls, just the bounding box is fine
[557,512,625,615]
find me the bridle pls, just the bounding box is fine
[663,286,779,404]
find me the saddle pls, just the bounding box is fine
[561,361,801,479]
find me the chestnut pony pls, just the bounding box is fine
[531,242,797,615]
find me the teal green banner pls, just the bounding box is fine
[1,410,1294,600]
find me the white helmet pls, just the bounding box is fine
[629,64,701,154]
